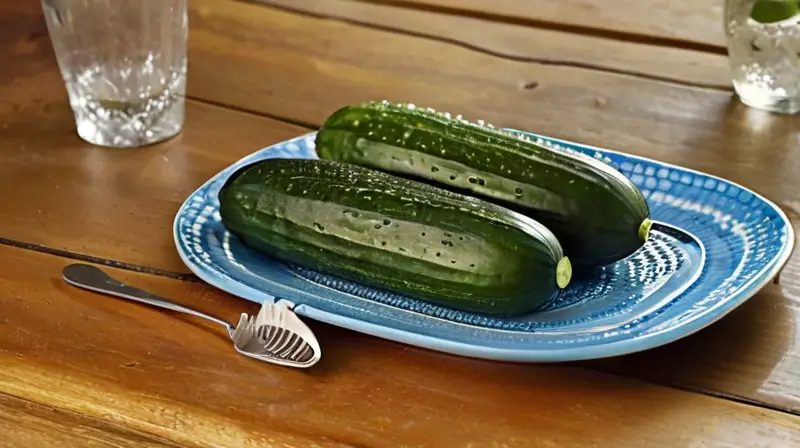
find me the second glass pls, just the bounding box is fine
[724,0,800,114]
[42,0,188,148]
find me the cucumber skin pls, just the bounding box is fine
[315,101,651,269]
[218,158,568,317]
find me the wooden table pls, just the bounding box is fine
[2,0,799,446]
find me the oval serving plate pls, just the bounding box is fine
[173,131,794,362]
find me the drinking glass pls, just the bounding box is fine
[724,0,800,114]
[41,0,188,147]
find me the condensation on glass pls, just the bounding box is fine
[724,0,800,114]
[42,0,188,147]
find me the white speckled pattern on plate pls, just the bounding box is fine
[173,130,794,362]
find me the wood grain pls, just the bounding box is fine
[1,245,800,447]
[187,6,800,406]
[0,0,308,272]
[254,0,732,89]
[356,0,727,50]
[589,263,800,414]
[3,0,800,416]
[187,0,799,208]
[0,95,306,273]
[0,393,179,448]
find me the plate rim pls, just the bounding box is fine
[173,130,795,362]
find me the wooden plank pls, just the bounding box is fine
[0,96,307,274]
[254,0,731,89]
[0,393,179,448]
[357,0,727,50]
[186,0,797,208]
[3,0,800,415]
[1,245,800,447]
[588,267,800,414]
[0,0,309,273]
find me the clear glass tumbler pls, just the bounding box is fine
[42,0,188,147]
[724,0,800,114]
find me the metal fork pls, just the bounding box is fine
[61,263,321,368]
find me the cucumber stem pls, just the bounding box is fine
[556,256,572,289]
[638,218,653,242]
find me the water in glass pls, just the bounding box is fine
[725,0,800,114]
[42,0,188,147]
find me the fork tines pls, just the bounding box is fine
[231,301,321,367]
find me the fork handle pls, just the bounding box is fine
[62,263,234,333]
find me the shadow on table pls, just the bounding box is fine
[583,278,798,411]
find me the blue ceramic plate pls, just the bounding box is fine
[173,131,794,362]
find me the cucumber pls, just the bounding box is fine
[315,100,651,269]
[219,158,572,316]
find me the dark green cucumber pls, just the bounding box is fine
[315,100,652,269]
[219,158,572,316]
